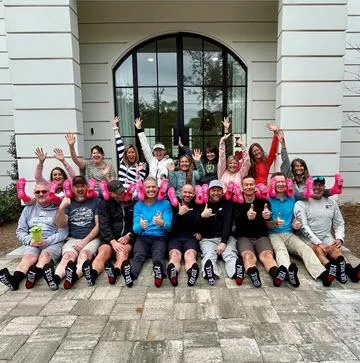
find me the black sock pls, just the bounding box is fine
[13,271,25,289]
[336,256,347,284]
[54,274,61,285]
[167,263,178,287]
[270,265,287,287]
[247,266,261,288]
[42,263,59,291]
[288,263,300,287]
[325,260,337,283]
[121,260,134,288]
[153,261,164,288]
[318,270,332,287]
[345,263,359,283]
[187,263,199,287]
[233,258,244,286]
[204,259,215,286]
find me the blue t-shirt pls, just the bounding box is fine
[65,198,101,239]
[269,196,295,234]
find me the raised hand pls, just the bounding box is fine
[134,117,142,130]
[201,203,215,218]
[266,122,279,133]
[102,164,111,177]
[136,162,147,175]
[276,212,284,227]
[153,211,165,226]
[140,215,148,229]
[247,203,256,220]
[262,203,271,220]
[221,116,231,134]
[35,147,47,164]
[192,148,202,162]
[178,136,184,148]
[220,133,231,144]
[65,132,76,146]
[112,116,120,128]
[277,130,285,146]
[53,148,65,162]
[178,202,193,216]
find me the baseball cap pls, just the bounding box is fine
[313,176,326,185]
[152,143,165,151]
[108,180,126,194]
[72,175,87,186]
[208,180,224,190]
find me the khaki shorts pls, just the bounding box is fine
[62,237,100,256]
[237,236,273,256]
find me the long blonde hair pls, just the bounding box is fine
[179,155,194,184]
[123,144,140,166]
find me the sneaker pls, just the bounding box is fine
[121,260,133,288]
[234,258,244,286]
[82,260,95,286]
[0,268,15,290]
[247,266,261,288]
[167,263,178,287]
[288,263,300,287]
[273,265,288,287]
[187,263,199,287]
[204,259,215,286]
[105,262,117,285]
[25,266,38,289]
[153,262,164,288]
[43,263,59,291]
[336,256,347,284]
[64,261,77,289]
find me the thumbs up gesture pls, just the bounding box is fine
[153,211,165,226]
[201,203,215,218]
[247,204,257,220]
[178,202,193,216]
[262,203,271,220]
[276,212,284,227]
[140,215,148,229]
[292,212,301,230]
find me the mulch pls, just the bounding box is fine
[1,204,360,257]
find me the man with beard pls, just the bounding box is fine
[43,176,101,290]
[167,184,201,287]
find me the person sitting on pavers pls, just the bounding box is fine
[167,184,201,287]
[267,172,336,287]
[42,175,101,290]
[0,181,68,290]
[233,175,287,288]
[198,179,242,286]
[294,176,360,284]
[82,180,135,286]
[121,177,173,288]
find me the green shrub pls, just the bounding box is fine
[0,184,21,224]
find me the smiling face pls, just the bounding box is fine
[242,177,256,198]
[72,183,88,201]
[313,181,325,199]
[144,178,158,199]
[51,169,65,188]
[181,184,194,204]
[179,156,191,171]
[153,148,166,161]
[227,157,239,174]
[251,145,263,160]
[34,182,50,206]
[293,161,305,176]
[91,147,104,165]
[206,150,216,161]
[209,186,223,203]
[126,147,137,164]
[274,175,286,195]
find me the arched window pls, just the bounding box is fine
[114,32,247,156]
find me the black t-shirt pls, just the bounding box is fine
[233,198,270,238]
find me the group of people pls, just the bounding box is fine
[0,116,359,292]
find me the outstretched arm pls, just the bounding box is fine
[65,133,86,170]
[278,131,291,178]
[134,117,153,163]
[34,147,48,183]
[217,134,230,179]
[53,148,77,179]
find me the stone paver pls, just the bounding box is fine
[0,256,359,362]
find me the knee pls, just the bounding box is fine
[242,251,255,262]
[78,250,91,260]
[169,250,181,260]
[38,251,51,262]
[62,252,76,263]
[259,251,273,261]
[21,254,38,265]
[184,249,197,261]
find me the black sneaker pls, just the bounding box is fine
[336,256,347,284]
[121,260,133,288]
[288,263,300,287]
[167,263,178,287]
[0,268,16,290]
[82,260,96,286]
[247,266,261,288]
[43,263,59,291]
[234,258,244,286]
[204,259,215,286]
[153,262,164,288]
[187,263,199,287]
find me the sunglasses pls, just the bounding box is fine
[313,176,325,182]
[34,190,48,195]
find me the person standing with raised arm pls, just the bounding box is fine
[134,117,174,186]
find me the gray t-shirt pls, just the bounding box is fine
[65,198,101,239]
